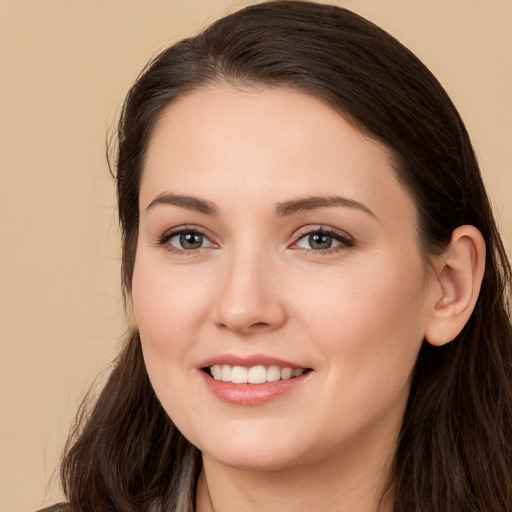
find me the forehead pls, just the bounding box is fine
[141,85,416,228]
[145,84,384,168]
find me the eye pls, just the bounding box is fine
[159,228,216,252]
[294,228,354,252]
[298,232,337,250]
[171,231,205,250]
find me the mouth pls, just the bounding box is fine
[204,364,311,384]
[198,355,313,404]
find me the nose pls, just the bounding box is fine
[211,249,287,335]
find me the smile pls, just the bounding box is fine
[208,364,306,384]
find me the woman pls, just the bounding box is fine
[42,1,512,511]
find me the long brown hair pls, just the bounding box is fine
[60,2,512,511]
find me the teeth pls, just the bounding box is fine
[231,365,248,383]
[248,365,267,384]
[221,364,231,382]
[211,365,222,380]
[267,365,281,382]
[280,367,293,380]
[209,364,307,384]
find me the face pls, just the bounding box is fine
[132,85,437,472]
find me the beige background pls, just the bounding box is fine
[0,1,511,511]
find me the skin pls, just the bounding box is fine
[132,85,443,512]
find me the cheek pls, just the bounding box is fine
[131,254,208,423]
[131,258,199,389]
[290,260,428,441]
[132,253,211,347]
[295,255,428,384]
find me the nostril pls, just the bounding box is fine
[250,322,270,329]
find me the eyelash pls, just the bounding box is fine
[156,225,355,255]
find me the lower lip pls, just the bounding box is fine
[200,370,311,405]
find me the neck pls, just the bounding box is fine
[196,436,396,512]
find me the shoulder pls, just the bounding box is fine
[36,504,70,512]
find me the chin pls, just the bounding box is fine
[203,445,305,472]
[191,426,311,471]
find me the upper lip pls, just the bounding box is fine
[199,353,309,370]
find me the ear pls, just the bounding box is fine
[425,225,486,346]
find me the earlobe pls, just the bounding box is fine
[425,225,486,347]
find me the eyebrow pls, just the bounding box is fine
[146,193,218,215]
[275,195,378,220]
[145,192,377,221]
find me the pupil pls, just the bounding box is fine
[309,233,332,250]
[180,232,203,249]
